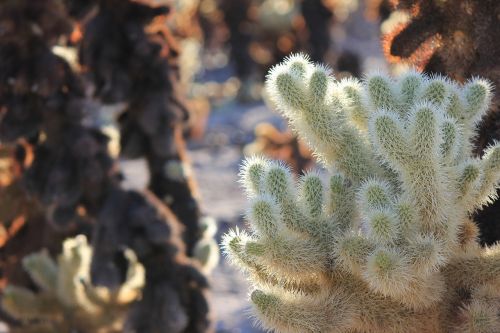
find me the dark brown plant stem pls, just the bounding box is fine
[79,0,203,254]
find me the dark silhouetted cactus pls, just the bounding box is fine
[0,1,212,332]
[78,0,204,256]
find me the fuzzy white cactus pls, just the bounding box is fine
[223,54,500,333]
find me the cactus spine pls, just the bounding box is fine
[223,54,500,333]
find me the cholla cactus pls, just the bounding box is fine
[193,216,220,273]
[2,235,144,333]
[223,54,500,333]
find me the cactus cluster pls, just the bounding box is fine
[224,54,500,333]
[380,0,500,246]
[78,0,204,255]
[0,1,212,331]
[2,236,144,333]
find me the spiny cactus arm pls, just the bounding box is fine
[453,283,500,333]
[243,159,312,237]
[338,78,368,131]
[356,180,445,274]
[237,162,332,277]
[393,200,419,238]
[445,78,492,160]
[250,288,354,333]
[443,243,500,290]
[475,143,500,206]
[348,280,443,333]
[221,229,322,294]
[462,78,493,125]
[265,54,378,182]
[298,171,325,219]
[369,104,454,240]
[55,235,105,314]
[362,73,492,163]
[444,83,466,121]
[56,235,92,309]
[333,231,376,274]
[356,179,400,244]
[243,158,357,239]
[263,162,314,236]
[439,118,460,164]
[247,195,281,238]
[455,283,500,333]
[369,111,413,167]
[398,69,424,113]
[420,75,450,108]
[243,158,439,309]
[450,142,500,212]
[364,73,402,118]
[246,235,329,277]
[3,235,147,331]
[250,271,445,333]
[2,286,61,321]
[299,171,355,242]
[405,233,446,274]
[193,238,220,273]
[327,173,356,232]
[240,156,270,197]
[65,246,145,309]
[455,298,500,333]
[195,217,219,268]
[22,250,58,293]
[119,248,145,299]
[364,210,400,244]
[456,218,481,251]
[455,159,482,210]
[364,252,445,309]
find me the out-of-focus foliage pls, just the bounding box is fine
[3,236,144,333]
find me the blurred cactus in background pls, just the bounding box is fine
[77,0,205,256]
[381,0,500,245]
[193,217,220,274]
[244,123,313,174]
[219,0,353,102]
[0,0,98,302]
[0,0,213,332]
[220,0,367,171]
[224,54,500,333]
[3,236,144,333]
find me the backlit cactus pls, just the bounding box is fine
[2,235,144,333]
[223,54,500,333]
[193,216,220,273]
